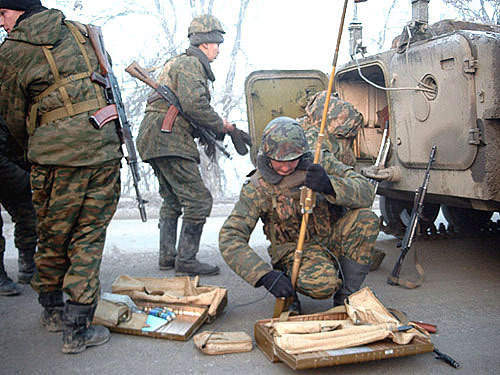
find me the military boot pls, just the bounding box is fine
[0,250,22,296]
[62,301,110,354]
[175,221,219,276]
[369,248,386,271]
[333,256,371,307]
[159,217,178,270]
[18,246,36,284]
[39,291,64,332]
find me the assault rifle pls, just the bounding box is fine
[124,61,231,160]
[86,25,148,222]
[387,145,436,287]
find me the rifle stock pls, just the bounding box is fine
[125,61,232,159]
[387,145,436,286]
[87,25,148,222]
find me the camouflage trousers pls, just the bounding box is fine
[275,208,379,299]
[30,161,120,304]
[0,190,37,257]
[149,156,212,224]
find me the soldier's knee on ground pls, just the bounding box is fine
[296,275,342,300]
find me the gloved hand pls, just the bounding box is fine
[305,163,335,195]
[229,125,252,155]
[256,270,295,298]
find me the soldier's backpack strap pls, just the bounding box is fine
[27,21,107,135]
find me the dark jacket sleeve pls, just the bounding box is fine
[0,120,30,195]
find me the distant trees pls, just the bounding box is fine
[442,0,499,24]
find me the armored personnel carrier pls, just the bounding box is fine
[244,0,500,236]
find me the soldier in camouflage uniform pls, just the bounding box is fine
[0,115,37,296]
[298,90,386,270]
[137,14,240,276]
[0,0,122,354]
[219,117,379,310]
[298,90,363,167]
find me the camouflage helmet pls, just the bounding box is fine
[260,117,309,161]
[188,15,225,45]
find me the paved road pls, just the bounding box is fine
[1,206,499,374]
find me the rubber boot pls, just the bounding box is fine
[39,291,65,332]
[62,301,110,354]
[175,221,219,276]
[0,251,22,296]
[369,248,386,271]
[18,246,36,284]
[287,294,301,316]
[158,217,178,270]
[333,256,371,307]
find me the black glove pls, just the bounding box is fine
[305,164,335,195]
[256,270,295,298]
[229,125,252,155]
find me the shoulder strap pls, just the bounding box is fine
[27,21,106,135]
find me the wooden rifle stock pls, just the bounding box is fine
[387,145,436,287]
[87,25,148,223]
[125,61,232,159]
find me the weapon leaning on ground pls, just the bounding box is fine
[124,61,232,160]
[86,25,148,222]
[387,145,437,287]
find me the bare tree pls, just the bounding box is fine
[443,0,499,24]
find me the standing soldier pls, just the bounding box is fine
[0,1,122,354]
[0,115,37,296]
[219,117,380,312]
[137,14,247,276]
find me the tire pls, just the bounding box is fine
[441,205,493,233]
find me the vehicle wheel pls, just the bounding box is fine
[441,205,493,233]
[379,196,440,236]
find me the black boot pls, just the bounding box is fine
[39,291,64,332]
[0,251,22,296]
[175,221,219,276]
[62,301,110,354]
[333,256,371,307]
[159,217,178,270]
[18,246,36,284]
[369,248,386,271]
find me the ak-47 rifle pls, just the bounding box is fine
[86,25,147,222]
[124,61,232,160]
[387,145,436,287]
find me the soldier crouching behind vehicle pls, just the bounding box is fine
[0,1,122,353]
[219,117,379,312]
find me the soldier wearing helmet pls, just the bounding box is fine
[219,117,379,311]
[137,14,246,277]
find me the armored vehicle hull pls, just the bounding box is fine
[245,19,500,236]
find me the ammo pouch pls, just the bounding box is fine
[27,21,107,136]
[194,331,253,355]
[93,299,131,327]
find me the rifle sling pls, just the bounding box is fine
[387,237,425,289]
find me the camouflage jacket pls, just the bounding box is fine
[299,91,363,167]
[0,9,122,166]
[219,151,375,286]
[0,117,30,197]
[136,49,225,163]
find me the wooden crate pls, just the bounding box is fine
[254,312,434,370]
